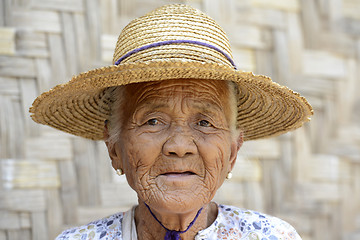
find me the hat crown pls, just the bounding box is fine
[144,4,207,16]
[112,4,234,68]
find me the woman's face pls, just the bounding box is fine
[107,79,241,213]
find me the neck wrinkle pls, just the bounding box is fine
[134,201,217,240]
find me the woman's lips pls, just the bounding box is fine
[156,171,198,187]
[161,171,195,177]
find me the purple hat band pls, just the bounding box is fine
[114,40,237,70]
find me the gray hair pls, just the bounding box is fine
[105,81,240,145]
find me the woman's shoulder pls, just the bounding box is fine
[198,204,301,240]
[55,212,124,240]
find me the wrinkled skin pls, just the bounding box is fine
[105,79,242,239]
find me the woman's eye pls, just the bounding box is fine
[146,118,159,126]
[198,120,212,127]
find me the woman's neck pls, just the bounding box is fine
[134,201,218,240]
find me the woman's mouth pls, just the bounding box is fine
[161,171,196,177]
[156,171,199,187]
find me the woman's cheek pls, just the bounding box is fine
[127,133,159,165]
[201,136,231,185]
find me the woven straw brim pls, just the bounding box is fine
[29,60,313,141]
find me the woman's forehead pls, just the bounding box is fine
[120,79,233,119]
[125,79,230,103]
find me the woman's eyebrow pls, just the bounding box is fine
[190,101,224,114]
[131,102,168,119]
[134,98,225,116]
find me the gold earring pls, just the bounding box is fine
[116,169,124,176]
[226,172,232,179]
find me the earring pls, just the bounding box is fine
[226,172,232,179]
[116,169,124,176]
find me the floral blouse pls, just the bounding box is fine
[56,204,301,240]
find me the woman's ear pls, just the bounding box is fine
[229,131,243,171]
[104,122,123,171]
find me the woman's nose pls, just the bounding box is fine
[162,127,197,157]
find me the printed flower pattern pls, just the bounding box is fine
[56,204,301,240]
[56,213,123,240]
[196,205,301,240]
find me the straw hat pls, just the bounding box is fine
[30,4,313,141]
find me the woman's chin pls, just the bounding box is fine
[143,187,212,214]
[152,196,207,215]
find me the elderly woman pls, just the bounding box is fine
[30,4,312,240]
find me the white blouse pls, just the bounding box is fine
[56,204,302,240]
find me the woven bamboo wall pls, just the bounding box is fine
[0,0,359,239]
